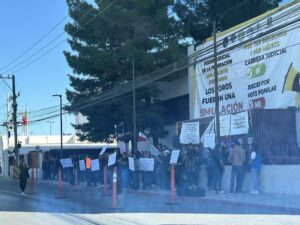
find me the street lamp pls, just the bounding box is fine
[52,94,63,159]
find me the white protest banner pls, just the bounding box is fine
[139,158,154,171]
[150,145,160,157]
[137,141,151,152]
[108,152,117,166]
[169,150,180,164]
[219,114,231,136]
[128,157,135,171]
[60,158,73,168]
[91,159,100,172]
[99,145,108,155]
[79,160,85,171]
[230,111,249,135]
[204,133,216,148]
[193,1,300,119]
[179,122,200,144]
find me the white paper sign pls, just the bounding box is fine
[99,145,108,155]
[180,122,200,144]
[219,114,231,136]
[139,158,154,171]
[91,159,100,171]
[204,133,216,148]
[79,160,85,171]
[170,150,180,164]
[108,152,117,166]
[230,111,249,135]
[60,158,73,168]
[150,145,160,157]
[128,157,135,171]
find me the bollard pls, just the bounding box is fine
[55,167,66,199]
[112,166,117,208]
[166,164,179,205]
[107,166,121,210]
[170,164,175,203]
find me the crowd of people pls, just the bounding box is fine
[38,139,262,196]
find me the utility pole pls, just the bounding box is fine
[132,60,137,152]
[47,121,54,136]
[213,20,220,145]
[12,75,19,165]
[53,94,63,159]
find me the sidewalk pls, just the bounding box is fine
[128,188,300,213]
[35,179,300,213]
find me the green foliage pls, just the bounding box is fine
[64,0,185,141]
[173,0,282,43]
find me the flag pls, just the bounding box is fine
[22,111,27,125]
[138,132,147,142]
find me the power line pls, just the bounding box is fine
[0,15,69,73]
[3,0,118,74]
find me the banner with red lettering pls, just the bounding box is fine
[193,2,300,119]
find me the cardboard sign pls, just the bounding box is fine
[180,122,200,144]
[139,158,154,171]
[60,158,73,168]
[79,160,85,171]
[108,152,117,167]
[128,157,135,171]
[169,150,180,164]
[150,145,160,157]
[91,159,100,172]
[99,145,108,155]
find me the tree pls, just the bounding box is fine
[173,0,282,43]
[64,0,185,142]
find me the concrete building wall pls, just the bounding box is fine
[157,73,188,101]
[158,124,177,148]
[199,165,300,195]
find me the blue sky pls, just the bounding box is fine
[0,0,72,135]
[0,0,293,136]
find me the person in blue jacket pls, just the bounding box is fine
[250,144,262,194]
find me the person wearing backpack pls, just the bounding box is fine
[250,144,262,194]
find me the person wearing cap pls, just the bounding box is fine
[228,141,245,193]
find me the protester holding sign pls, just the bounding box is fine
[140,151,153,190]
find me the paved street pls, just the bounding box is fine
[0,178,299,225]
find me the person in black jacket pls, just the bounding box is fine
[19,159,30,196]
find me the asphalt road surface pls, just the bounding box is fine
[0,178,299,225]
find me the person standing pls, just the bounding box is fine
[228,142,245,193]
[250,144,262,194]
[85,156,92,186]
[213,144,225,194]
[121,153,129,189]
[19,159,30,196]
